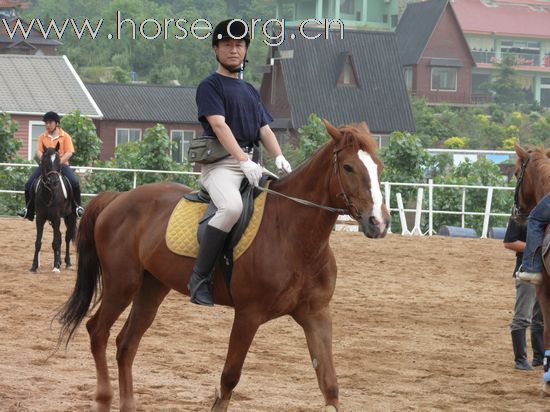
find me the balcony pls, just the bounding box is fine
[471,50,550,68]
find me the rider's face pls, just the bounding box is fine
[45,120,57,134]
[214,38,247,69]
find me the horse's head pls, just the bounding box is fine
[41,143,61,185]
[513,143,550,221]
[324,119,390,238]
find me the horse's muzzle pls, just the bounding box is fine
[358,215,389,239]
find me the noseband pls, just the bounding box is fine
[512,157,530,222]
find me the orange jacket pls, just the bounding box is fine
[37,128,75,165]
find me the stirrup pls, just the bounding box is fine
[76,205,84,217]
[17,207,27,218]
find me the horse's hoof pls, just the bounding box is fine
[211,388,230,412]
[29,267,37,273]
[52,267,60,273]
[325,406,338,412]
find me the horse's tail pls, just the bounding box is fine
[57,191,120,346]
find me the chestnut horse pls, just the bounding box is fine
[513,144,550,395]
[57,120,390,411]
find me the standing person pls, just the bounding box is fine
[17,111,84,221]
[187,19,292,307]
[504,216,544,370]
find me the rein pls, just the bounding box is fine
[40,170,61,207]
[256,144,363,216]
[512,156,530,222]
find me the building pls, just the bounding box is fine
[86,83,200,161]
[0,54,101,160]
[260,27,416,145]
[273,0,406,30]
[396,0,477,105]
[452,0,550,107]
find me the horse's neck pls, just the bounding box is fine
[269,144,339,240]
[533,161,550,201]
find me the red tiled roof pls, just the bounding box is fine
[0,0,29,9]
[452,0,550,39]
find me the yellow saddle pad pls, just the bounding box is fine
[166,189,268,260]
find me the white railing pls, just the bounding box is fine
[0,163,514,237]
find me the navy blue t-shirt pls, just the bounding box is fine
[503,217,527,276]
[196,72,273,147]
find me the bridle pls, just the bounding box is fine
[512,156,530,222]
[256,143,365,217]
[40,156,61,207]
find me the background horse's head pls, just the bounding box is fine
[324,120,390,238]
[41,142,61,187]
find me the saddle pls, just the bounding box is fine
[166,176,271,293]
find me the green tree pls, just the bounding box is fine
[488,55,530,106]
[60,111,101,166]
[0,113,20,162]
[297,113,329,159]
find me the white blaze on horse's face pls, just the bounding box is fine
[358,150,384,224]
[50,154,56,165]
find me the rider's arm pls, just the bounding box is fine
[504,240,525,253]
[206,115,249,162]
[60,152,73,164]
[259,125,283,158]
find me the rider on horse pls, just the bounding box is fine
[17,111,84,221]
[187,19,292,306]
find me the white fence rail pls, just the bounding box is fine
[0,163,514,237]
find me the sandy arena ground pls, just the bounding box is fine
[1,217,549,411]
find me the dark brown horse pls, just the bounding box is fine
[57,120,390,411]
[514,143,550,395]
[31,144,76,272]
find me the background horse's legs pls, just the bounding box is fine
[51,216,62,272]
[63,214,76,268]
[30,216,46,272]
[86,279,138,412]
[115,272,170,412]
[212,311,260,412]
[293,307,340,411]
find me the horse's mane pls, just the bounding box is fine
[338,123,378,155]
[527,145,550,190]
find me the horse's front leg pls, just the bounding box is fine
[212,311,260,412]
[51,216,62,272]
[64,215,76,268]
[293,307,339,411]
[30,216,46,272]
[537,277,550,396]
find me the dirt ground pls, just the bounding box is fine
[1,217,549,412]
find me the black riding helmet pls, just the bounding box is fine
[212,19,250,48]
[42,111,61,124]
[212,19,250,74]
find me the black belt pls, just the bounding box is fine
[240,145,254,154]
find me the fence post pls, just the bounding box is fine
[428,179,434,236]
[396,193,410,235]
[461,188,466,228]
[411,187,424,236]
[481,187,494,239]
[133,172,137,189]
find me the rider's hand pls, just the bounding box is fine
[275,155,292,174]
[239,159,263,187]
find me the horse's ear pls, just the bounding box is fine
[358,121,371,134]
[55,142,60,152]
[322,119,342,142]
[515,143,528,161]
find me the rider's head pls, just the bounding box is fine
[212,19,250,74]
[42,111,60,133]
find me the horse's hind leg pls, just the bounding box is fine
[292,307,339,411]
[212,311,260,412]
[30,216,46,272]
[64,215,76,268]
[51,216,62,272]
[87,276,140,411]
[116,272,169,412]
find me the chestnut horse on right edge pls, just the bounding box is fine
[56,120,390,411]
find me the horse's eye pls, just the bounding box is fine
[343,164,354,173]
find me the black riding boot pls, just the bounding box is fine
[17,189,34,221]
[73,184,84,217]
[532,328,544,367]
[187,225,228,306]
[512,329,534,370]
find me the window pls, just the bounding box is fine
[337,54,359,87]
[28,121,45,161]
[431,67,457,91]
[116,128,141,146]
[404,67,413,91]
[171,130,195,163]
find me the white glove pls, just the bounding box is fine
[239,159,263,187]
[275,155,292,174]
